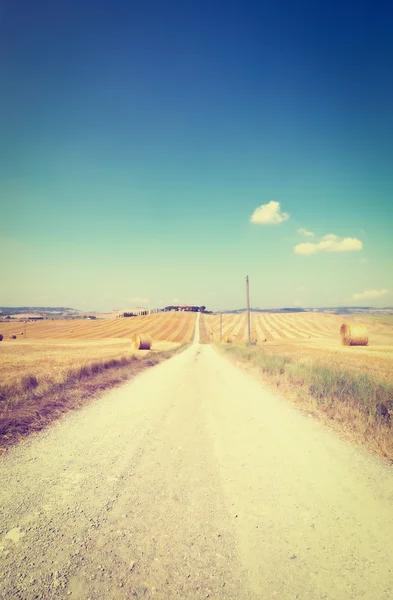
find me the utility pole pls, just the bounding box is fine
[220,313,222,343]
[246,275,251,343]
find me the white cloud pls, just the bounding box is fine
[298,228,314,237]
[250,201,289,224]
[294,234,363,255]
[294,243,320,255]
[352,289,389,301]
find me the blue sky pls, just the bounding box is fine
[1,0,392,311]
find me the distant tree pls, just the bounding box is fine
[199,306,206,313]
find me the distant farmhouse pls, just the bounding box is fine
[164,305,207,313]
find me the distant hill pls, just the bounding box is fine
[2,305,393,320]
[0,307,81,320]
[221,307,393,316]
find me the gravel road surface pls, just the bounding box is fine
[1,320,393,599]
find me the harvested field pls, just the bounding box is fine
[0,311,196,451]
[0,339,175,393]
[0,339,191,452]
[0,312,196,395]
[200,312,342,343]
[0,312,197,450]
[200,312,393,385]
[0,311,196,343]
[200,311,393,345]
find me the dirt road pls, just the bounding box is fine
[1,325,393,598]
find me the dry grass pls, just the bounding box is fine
[248,339,393,385]
[0,339,177,391]
[0,339,190,453]
[200,313,393,385]
[219,343,393,464]
[0,311,198,452]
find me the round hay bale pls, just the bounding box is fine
[224,336,232,344]
[134,334,152,350]
[0,334,3,341]
[20,331,24,335]
[340,323,368,346]
[9,334,16,339]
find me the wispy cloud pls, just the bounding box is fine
[298,228,314,237]
[294,234,363,255]
[352,289,389,301]
[250,201,289,224]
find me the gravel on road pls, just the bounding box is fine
[1,332,393,599]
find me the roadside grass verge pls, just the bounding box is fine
[219,343,393,463]
[0,343,190,453]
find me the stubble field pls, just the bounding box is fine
[199,312,393,461]
[0,312,197,390]
[0,310,196,343]
[0,312,196,450]
[200,311,393,384]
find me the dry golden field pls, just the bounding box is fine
[0,312,196,399]
[0,312,196,450]
[0,311,196,343]
[200,312,393,384]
